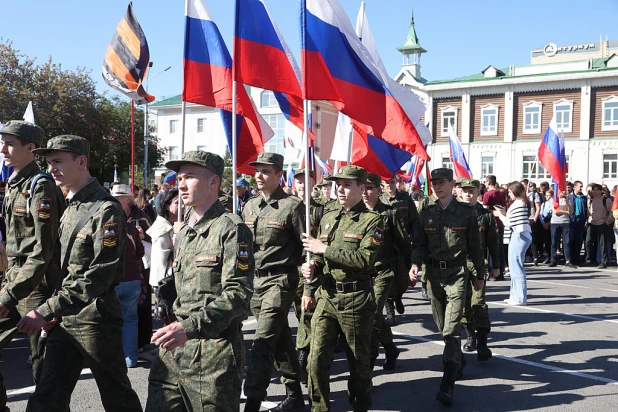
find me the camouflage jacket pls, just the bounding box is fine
[381,190,419,236]
[172,200,254,339]
[474,202,500,270]
[38,179,126,321]
[0,160,65,310]
[411,197,486,280]
[371,200,412,273]
[242,186,305,270]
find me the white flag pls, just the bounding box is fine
[23,101,35,124]
[329,112,353,162]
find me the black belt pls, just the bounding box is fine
[428,258,467,270]
[331,279,373,294]
[255,266,297,277]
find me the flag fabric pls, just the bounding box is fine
[163,171,177,185]
[330,112,353,162]
[424,163,432,196]
[23,102,35,124]
[538,116,567,209]
[102,3,154,105]
[408,154,426,190]
[114,167,119,183]
[183,0,272,173]
[301,0,429,161]
[448,124,472,179]
[351,124,412,180]
[314,153,333,176]
[286,163,295,187]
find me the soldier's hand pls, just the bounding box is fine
[474,279,485,291]
[302,234,327,254]
[173,221,185,236]
[409,265,419,286]
[302,296,316,311]
[16,310,46,336]
[152,322,188,351]
[301,260,315,280]
[43,318,58,332]
[0,303,9,318]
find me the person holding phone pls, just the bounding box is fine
[549,190,575,268]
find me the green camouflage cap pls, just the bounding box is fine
[248,152,284,169]
[365,173,382,187]
[1,120,45,146]
[325,165,368,182]
[165,150,224,177]
[460,178,480,189]
[316,178,330,187]
[32,135,90,157]
[294,168,315,179]
[430,168,454,181]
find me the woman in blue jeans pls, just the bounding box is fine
[495,182,532,305]
[112,184,145,367]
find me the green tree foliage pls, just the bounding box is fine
[0,39,163,186]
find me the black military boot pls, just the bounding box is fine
[476,328,493,362]
[385,299,396,326]
[462,324,477,353]
[269,382,305,412]
[394,297,405,314]
[436,362,458,405]
[244,398,262,412]
[383,343,400,370]
[297,348,309,385]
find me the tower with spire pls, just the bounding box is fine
[397,10,427,80]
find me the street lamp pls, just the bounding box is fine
[144,63,171,188]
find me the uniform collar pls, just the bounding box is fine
[189,200,226,233]
[7,160,41,188]
[68,178,99,204]
[439,197,458,213]
[261,185,286,205]
[339,200,367,220]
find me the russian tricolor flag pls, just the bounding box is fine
[301,0,429,161]
[314,153,333,176]
[448,124,472,179]
[351,125,412,180]
[538,116,567,208]
[183,0,272,173]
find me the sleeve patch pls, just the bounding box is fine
[237,262,250,271]
[237,243,250,261]
[371,227,384,246]
[102,223,118,248]
[37,197,52,220]
[343,233,363,240]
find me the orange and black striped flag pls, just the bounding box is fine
[102,2,154,105]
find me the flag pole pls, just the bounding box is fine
[304,100,311,261]
[131,100,135,193]
[232,81,238,215]
[178,100,187,223]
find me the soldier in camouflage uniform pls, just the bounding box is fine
[409,168,485,406]
[362,174,411,371]
[459,178,499,362]
[20,135,141,411]
[302,166,383,412]
[0,121,64,412]
[146,151,254,412]
[381,174,417,325]
[242,153,306,412]
[315,179,331,205]
[417,194,437,300]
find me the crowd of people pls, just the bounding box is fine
[1,119,617,412]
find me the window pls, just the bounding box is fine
[169,120,178,134]
[481,105,498,136]
[554,99,573,133]
[196,145,208,152]
[523,102,542,134]
[603,154,618,178]
[168,146,180,160]
[442,157,453,170]
[440,106,458,137]
[481,156,494,177]
[260,90,278,108]
[602,96,618,131]
[197,118,206,133]
[522,155,550,179]
[262,114,286,156]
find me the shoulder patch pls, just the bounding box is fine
[371,227,384,246]
[37,197,53,220]
[237,242,250,261]
[102,223,118,248]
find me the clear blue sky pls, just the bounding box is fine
[3,0,618,103]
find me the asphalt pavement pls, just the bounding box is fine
[6,264,618,411]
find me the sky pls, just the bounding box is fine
[3,0,618,104]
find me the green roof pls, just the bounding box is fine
[150,95,182,107]
[397,11,426,54]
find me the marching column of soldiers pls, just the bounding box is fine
[0,119,500,411]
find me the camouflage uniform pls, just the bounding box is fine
[0,121,64,411]
[242,153,306,410]
[411,169,485,405]
[145,151,254,412]
[307,166,383,412]
[27,136,142,412]
[417,195,437,293]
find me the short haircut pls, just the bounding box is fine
[485,175,497,186]
[574,180,583,186]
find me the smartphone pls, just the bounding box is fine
[494,205,504,210]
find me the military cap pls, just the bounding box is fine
[110,183,133,197]
[32,135,90,158]
[325,165,368,182]
[365,173,382,187]
[165,150,224,177]
[316,178,330,187]
[430,168,454,181]
[460,178,480,189]
[236,178,249,187]
[1,120,45,146]
[294,168,315,178]
[248,152,284,169]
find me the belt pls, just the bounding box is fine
[427,257,467,270]
[375,263,391,273]
[255,266,297,277]
[332,279,373,294]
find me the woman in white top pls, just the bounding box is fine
[494,182,532,305]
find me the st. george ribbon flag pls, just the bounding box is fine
[448,123,472,179]
[538,115,567,209]
[183,0,272,173]
[102,2,154,105]
[301,0,429,161]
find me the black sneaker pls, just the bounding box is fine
[565,262,577,268]
[543,257,551,264]
[598,263,607,269]
[548,261,557,267]
[495,274,506,281]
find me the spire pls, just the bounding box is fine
[397,9,426,54]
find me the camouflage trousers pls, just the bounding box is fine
[461,272,491,331]
[0,284,50,411]
[244,271,302,400]
[294,278,313,351]
[426,268,467,367]
[308,287,376,412]
[26,302,142,412]
[388,256,409,300]
[146,324,245,412]
[371,270,394,360]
